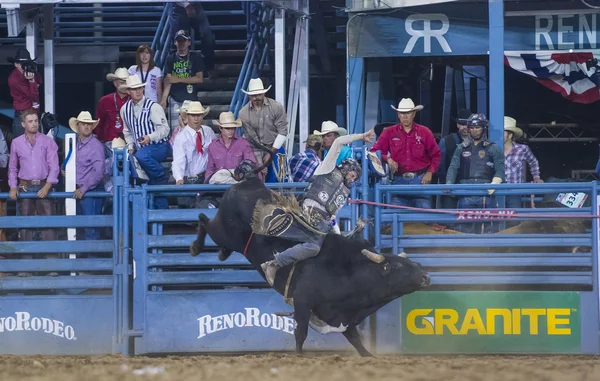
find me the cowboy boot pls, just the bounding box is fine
[260,259,280,287]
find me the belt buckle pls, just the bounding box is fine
[30,180,41,185]
[187,176,198,183]
[402,172,415,180]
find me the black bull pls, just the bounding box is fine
[190,176,430,356]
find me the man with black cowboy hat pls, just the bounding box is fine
[437,108,472,208]
[120,76,171,209]
[7,48,42,139]
[68,111,106,241]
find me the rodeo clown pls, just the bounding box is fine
[445,113,504,233]
[260,127,375,286]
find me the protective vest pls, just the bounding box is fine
[458,141,495,182]
[304,167,350,217]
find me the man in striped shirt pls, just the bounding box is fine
[120,76,172,209]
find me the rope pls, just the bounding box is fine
[347,199,600,220]
[243,232,254,257]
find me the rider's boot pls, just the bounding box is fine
[261,259,280,286]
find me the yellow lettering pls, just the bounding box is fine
[486,309,512,335]
[522,308,546,334]
[406,309,434,335]
[547,308,571,335]
[512,308,521,334]
[435,309,459,335]
[458,309,487,335]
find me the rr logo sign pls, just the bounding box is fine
[404,14,452,54]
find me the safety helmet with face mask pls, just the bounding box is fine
[338,158,362,186]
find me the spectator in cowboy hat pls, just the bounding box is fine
[172,101,216,186]
[7,48,42,139]
[289,134,322,182]
[67,111,105,240]
[120,75,171,209]
[95,67,130,144]
[205,111,256,184]
[371,98,441,210]
[103,137,127,195]
[504,116,542,212]
[169,99,191,146]
[238,77,289,182]
[313,121,351,166]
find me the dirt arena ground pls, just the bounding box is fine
[1,354,599,381]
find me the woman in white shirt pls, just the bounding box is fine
[128,45,163,103]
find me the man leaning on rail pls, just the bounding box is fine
[445,113,505,234]
[260,128,375,286]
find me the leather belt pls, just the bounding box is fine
[398,168,428,180]
[19,179,46,191]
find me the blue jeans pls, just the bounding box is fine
[135,141,172,209]
[505,195,523,228]
[76,186,104,241]
[390,174,432,209]
[169,3,215,70]
[12,110,23,138]
[456,195,498,234]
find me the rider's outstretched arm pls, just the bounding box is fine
[314,133,364,176]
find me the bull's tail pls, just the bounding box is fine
[247,138,275,177]
[190,213,210,257]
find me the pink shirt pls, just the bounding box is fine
[9,133,59,189]
[205,136,256,183]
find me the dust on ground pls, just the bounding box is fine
[1,353,599,381]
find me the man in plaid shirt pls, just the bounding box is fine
[504,116,542,211]
[289,134,322,182]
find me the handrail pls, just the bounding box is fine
[230,2,275,118]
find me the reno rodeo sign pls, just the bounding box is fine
[197,308,296,339]
[348,4,600,57]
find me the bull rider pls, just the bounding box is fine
[260,128,376,286]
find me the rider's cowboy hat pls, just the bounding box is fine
[69,111,99,133]
[213,111,242,128]
[504,116,523,139]
[313,121,347,136]
[241,78,271,95]
[391,98,424,113]
[106,67,129,82]
[182,101,210,116]
[7,48,36,63]
[119,75,147,91]
[111,137,127,149]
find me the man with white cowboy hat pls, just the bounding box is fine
[103,137,127,195]
[172,101,216,186]
[238,77,289,181]
[95,67,130,144]
[504,116,542,210]
[7,47,42,138]
[120,75,172,209]
[370,98,441,210]
[205,111,256,184]
[67,111,106,240]
[313,121,352,166]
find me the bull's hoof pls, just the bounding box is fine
[189,241,201,257]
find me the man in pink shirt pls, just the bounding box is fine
[9,109,60,242]
[205,112,256,184]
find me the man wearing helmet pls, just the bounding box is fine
[445,113,505,233]
[260,128,375,286]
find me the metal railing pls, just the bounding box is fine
[230,2,274,117]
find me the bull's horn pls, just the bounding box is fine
[361,249,385,263]
[398,252,408,258]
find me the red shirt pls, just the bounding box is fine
[371,122,441,174]
[94,92,130,143]
[8,68,42,111]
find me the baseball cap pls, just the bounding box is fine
[304,134,322,147]
[174,30,191,40]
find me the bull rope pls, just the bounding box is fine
[243,232,254,257]
[347,199,600,219]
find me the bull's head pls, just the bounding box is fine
[361,249,430,293]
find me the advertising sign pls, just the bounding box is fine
[401,291,581,353]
